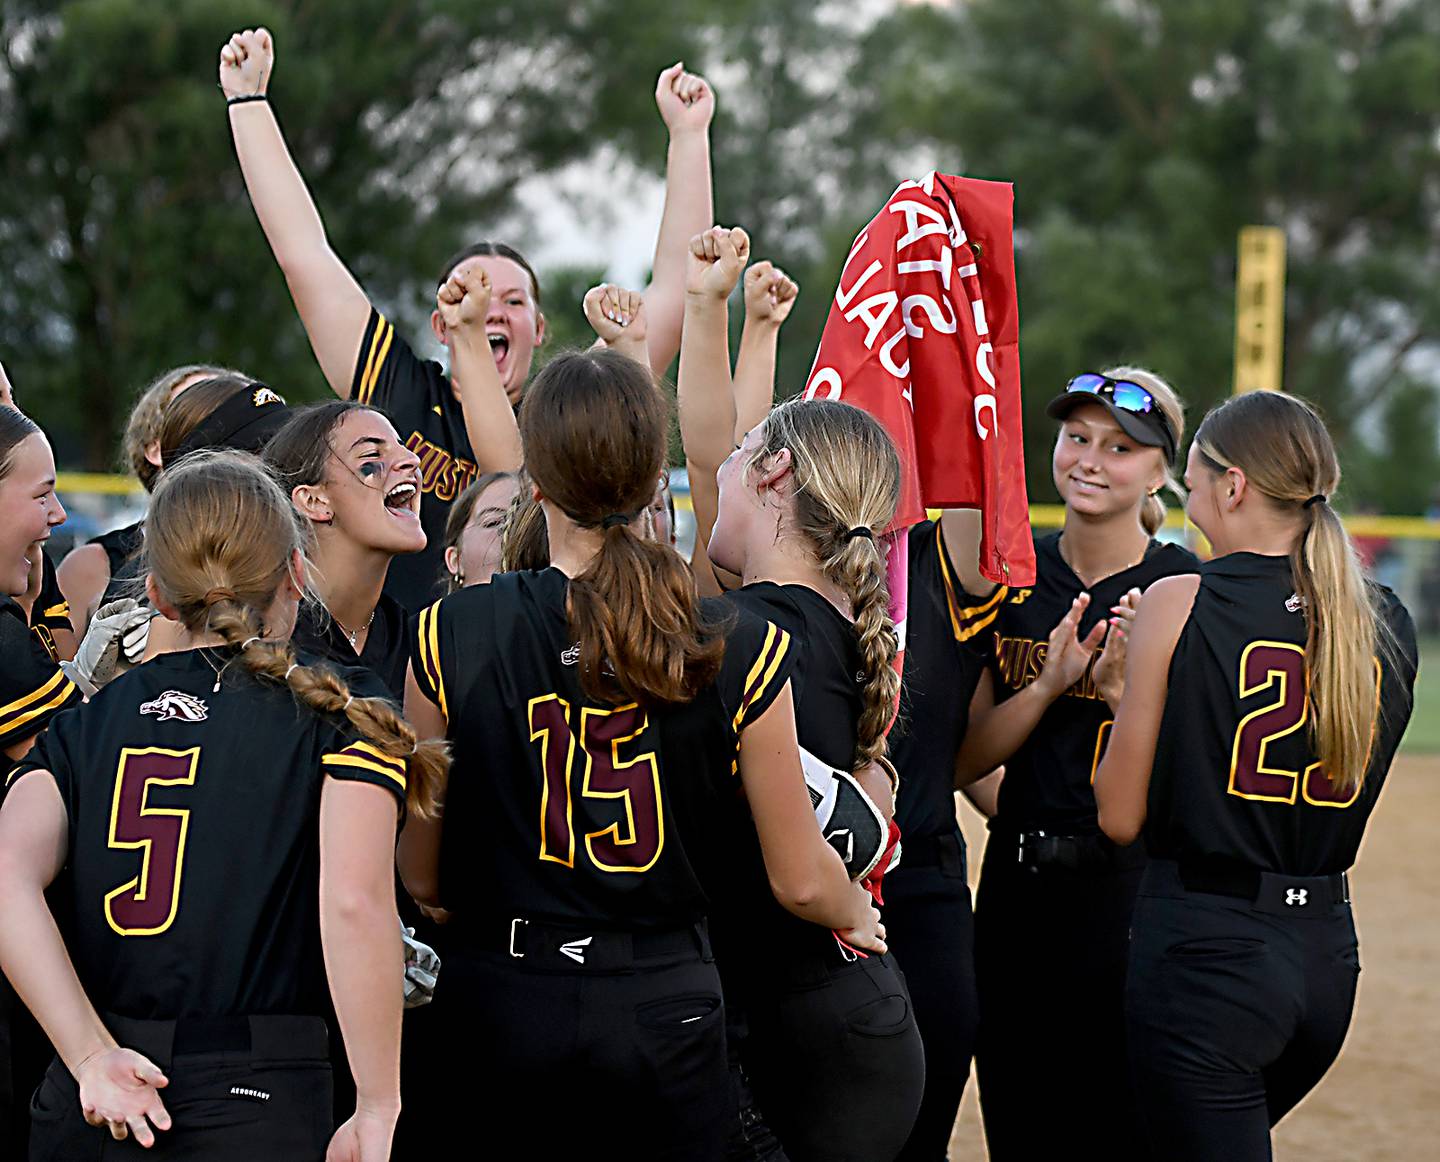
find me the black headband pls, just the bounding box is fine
[174,384,290,460]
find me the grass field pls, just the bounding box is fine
[1403,640,1440,752]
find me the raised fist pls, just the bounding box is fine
[583,284,647,346]
[437,266,493,338]
[219,27,274,100]
[743,261,799,326]
[655,61,715,134]
[685,226,751,302]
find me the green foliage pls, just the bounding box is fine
[1,0,1436,509]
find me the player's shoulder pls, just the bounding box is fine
[1145,540,1202,577]
[354,307,447,407]
[724,581,807,639]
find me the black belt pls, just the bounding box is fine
[895,831,966,877]
[1151,858,1349,914]
[1006,828,1118,874]
[459,917,710,971]
[103,1013,330,1067]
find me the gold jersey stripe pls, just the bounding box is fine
[734,625,791,732]
[324,754,407,790]
[344,741,407,776]
[0,676,79,741]
[0,669,71,722]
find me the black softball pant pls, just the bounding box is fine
[1126,859,1360,1162]
[425,927,730,1162]
[972,829,1148,1161]
[27,1014,332,1161]
[740,944,926,1162]
[882,832,978,1162]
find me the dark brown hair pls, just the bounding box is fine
[436,241,542,307]
[156,375,253,467]
[520,350,723,704]
[264,400,376,497]
[0,408,41,479]
[145,450,447,816]
[499,469,550,573]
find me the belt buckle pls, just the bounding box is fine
[509,917,528,959]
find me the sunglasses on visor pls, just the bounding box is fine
[1064,372,1156,414]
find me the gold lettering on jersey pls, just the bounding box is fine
[992,632,1103,700]
[404,432,478,504]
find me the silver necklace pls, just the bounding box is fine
[330,607,376,651]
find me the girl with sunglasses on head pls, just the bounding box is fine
[221,27,716,611]
[0,450,444,1161]
[947,367,1199,1160]
[1094,391,1416,1161]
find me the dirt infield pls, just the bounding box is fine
[948,752,1440,1160]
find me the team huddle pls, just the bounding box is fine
[0,25,1419,1162]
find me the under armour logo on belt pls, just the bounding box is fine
[1285,888,1308,906]
[559,936,592,964]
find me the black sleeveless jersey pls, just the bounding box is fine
[292,591,410,704]
[889,521,993,841]
[0,595,81,749]
[1146,553,1418,876]
[965,531,1199,834]
[410,568,794,930]
[353,309,477,611]
[718,583,863,967]
[5,648,405,1021]
[91,520,146,606]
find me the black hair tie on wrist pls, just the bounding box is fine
[843,526,875,542]
[600,513,631,529]
[227,93,269,106]
[1302,494,1327,510]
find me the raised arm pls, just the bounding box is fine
[0,774,171,1145]
[678,226,749,558]
[583,283,650,368]
[1094,575,1198,845]
[645,63,716,377]
[436,267,523,473]
[737,683,886,952]
[732,261,798,442]
[221,28,371,398]
[938,508,997,597]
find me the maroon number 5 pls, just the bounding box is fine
[1228,642,1367,808]
[105,747,199,936]
[529,696,663,874]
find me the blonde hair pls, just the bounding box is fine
[145,450,446,816]
[753,398,901,766]
[1195,391,1380,794]
[123,364,234,491]
[1100,365,1186,535]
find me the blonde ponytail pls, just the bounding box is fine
[755,399,901,766]
[1195,392,1381,793]
[147,450,447,816]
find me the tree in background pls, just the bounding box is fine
[2,0,1437,511]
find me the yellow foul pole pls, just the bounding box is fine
[1233,226,1287,394]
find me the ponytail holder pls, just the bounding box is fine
[239,635,263,651]
[842,526,875,543]
[204,587,238,606]
[342,696,354,711]
[284,663,299,680]
[1303,495,1327,510]
[600,513,631,530]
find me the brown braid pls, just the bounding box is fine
[146,450,447,816]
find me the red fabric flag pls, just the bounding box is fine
[804,172,1034,589]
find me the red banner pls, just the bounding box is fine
[805,172,1034,589]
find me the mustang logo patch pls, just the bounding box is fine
[140,690,210,722]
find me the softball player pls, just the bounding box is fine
[707,397,925,1162]
[266,401,425,702]
[399,350,884,1162]
[0,451,444,1160]
[1096,390,1418,1161]
[954,369,1199,1159]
